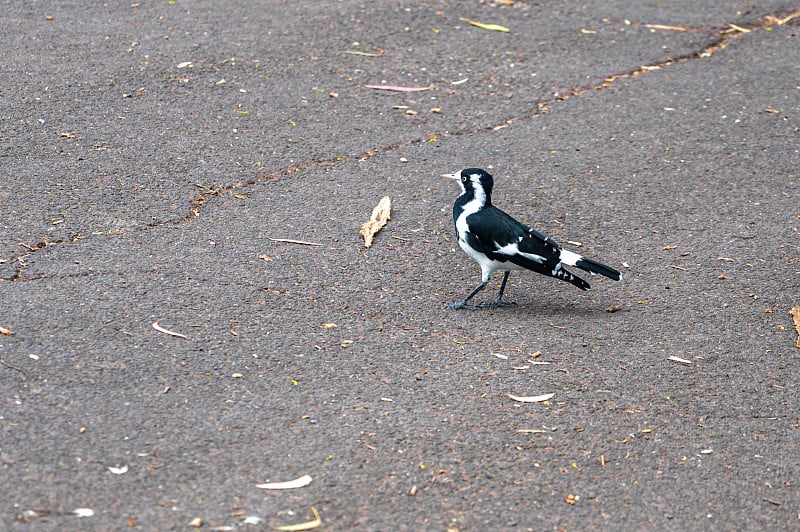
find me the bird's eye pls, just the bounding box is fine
[461,175,467,182]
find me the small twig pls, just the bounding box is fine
[0,358,25,374]
[193,183,222,195]
[644,24,690,32]
[266,236,322,246]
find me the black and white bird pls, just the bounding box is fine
[443,168,621,309]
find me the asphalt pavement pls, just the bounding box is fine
[2,1,800,530]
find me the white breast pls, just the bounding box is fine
[454,189,485,237]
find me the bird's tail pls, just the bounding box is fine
[560,250,622,281]
[575,256,622,281]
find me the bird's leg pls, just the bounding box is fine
[446,280,488,310]
[479,271,517,309]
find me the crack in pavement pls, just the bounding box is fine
[8,237,83,281]
[5,8,798,283]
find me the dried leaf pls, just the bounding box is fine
[364,84,431,92]
[508,393,554,403]
[459,17,510,32]
[360,196,392,248]
[256,474,312,490]
[343,49,385,57]
[152,320,188,339]
[790,307,800,348]
[276,506,322,531]
[0,326,14,336]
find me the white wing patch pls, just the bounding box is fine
[494,241,545,264]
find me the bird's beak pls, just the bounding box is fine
[441,172,459,180]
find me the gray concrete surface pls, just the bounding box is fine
[2,1,799,529]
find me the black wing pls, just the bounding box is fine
[466,206,591,289]
[467,207,561,267]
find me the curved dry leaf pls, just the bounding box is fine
[0,326,14,336]
[508,393,554,403]
[256,474,312,490]
[152,320,188,339]
[459,17,510,32]
[277,507,321,531]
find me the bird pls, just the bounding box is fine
[442,168,621,309]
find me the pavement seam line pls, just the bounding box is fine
[166,8,798,223]
[4,8,798,282]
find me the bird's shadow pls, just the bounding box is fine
[444,297,616,318]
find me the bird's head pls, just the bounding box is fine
[442,168,494,196]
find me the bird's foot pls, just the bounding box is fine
[447,300,516,310]
[477,299,517,310]
[446,300,478,310]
